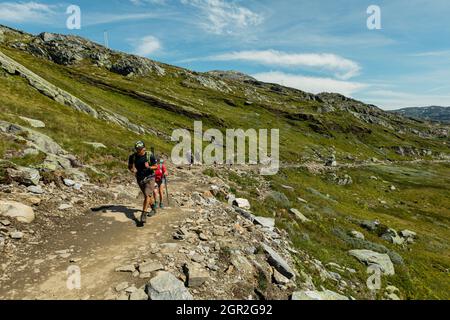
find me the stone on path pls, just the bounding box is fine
[0,200,35,223]
[146,271,193,300]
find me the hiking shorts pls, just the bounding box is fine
[137,176,155,197]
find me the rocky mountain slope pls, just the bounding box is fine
[390,106,450,123]
[0,24,449,300]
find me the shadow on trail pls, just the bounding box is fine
[91,205,145,228]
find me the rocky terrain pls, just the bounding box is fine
[0,24,449,300]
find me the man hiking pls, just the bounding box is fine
[128,141,158,224]
[154,159,168,209]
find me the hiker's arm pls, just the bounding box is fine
[128,156,136,173]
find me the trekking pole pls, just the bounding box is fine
[164,175,170,206]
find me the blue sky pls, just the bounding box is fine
[1,0,449,110]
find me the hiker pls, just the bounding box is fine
[154,159,168,209]
[128,141,158,223]
[186,149,194,170]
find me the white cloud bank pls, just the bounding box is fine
[253,71,367,97]
[0,1,55,23]
[207,50,361,80]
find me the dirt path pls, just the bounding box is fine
[0,170,205,300]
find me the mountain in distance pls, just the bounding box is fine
[390,106,450,123]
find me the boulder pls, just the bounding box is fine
[19,116,45,128]
[253,216,275,229]
[27,185,44,194]
[6,166,40,186]
[10,231,24,239]
[399,230,417,239]
[146,271,193,300]
[292,290,349,300]
[272,269,290,285]
[381,228,404,245]
[232,198,251,210]
[262,244,294,279]
[184,263,210,288]
[0,200,35,223]
[230,253,254,275]
[115,264,136,273]
[139,261,164,274]
[129,288,148,301]
[350,230,365,240]
[289,208,311,223]
[83,142,107,149]
[360,220,379,232]
[349,249,395,276]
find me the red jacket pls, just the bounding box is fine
[155,164,167,182]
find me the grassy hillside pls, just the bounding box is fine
[0,25,449,299]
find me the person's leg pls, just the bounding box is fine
[145,178,157,216]
[143,195,151,212]
[158,184,164,208]
[152,183,158,207]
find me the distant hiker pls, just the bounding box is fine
[128,141,158,224]
[186,150,194,170]
[154,159,168,209]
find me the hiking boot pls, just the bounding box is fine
[159,203,164,209]
[148,208,156,217]
[140,211,147,224]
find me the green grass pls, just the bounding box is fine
[0,34,449,299]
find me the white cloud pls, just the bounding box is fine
[410,50,450,57]
[253,71,367,97]
[130,0,167,5]
[361,90,450,110]
[208,50,361,80]
[180,0,263,35]
[0,1,55,23]
[83,12,160,27]
[133,35,162,56]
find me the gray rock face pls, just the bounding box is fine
[232,198,251,210]
[27,185,44,194]
[289,208,311,223]
[253,216,275,229]
[0,51,98,117]
[400,230,417,239]
[146,271,193,300]
[349,249,395,275]
[129,288,148,301]
[350,230,365,240]
[10,231,24,239]
[6,166,40,186]
[19,116,45,128]
[185,263,210,288]
[0,200,35,223]
[83,142,107,149]
[139,261,164,274]
[292,290,349,300]
[381,228,404,245]
[262,244,294,279]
